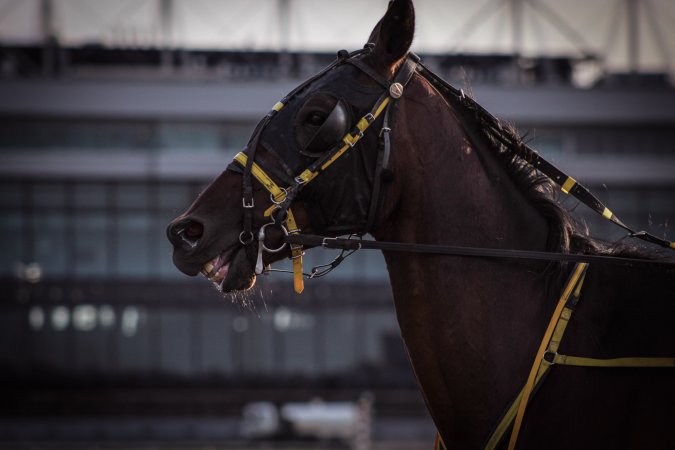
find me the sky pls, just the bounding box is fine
[0,0,674,74]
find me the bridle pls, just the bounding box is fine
[227,44,419,293]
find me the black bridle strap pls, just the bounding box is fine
[364,55,419,234]
[284,234,675,268]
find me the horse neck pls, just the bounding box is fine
[373,74,555,447]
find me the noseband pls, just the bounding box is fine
[227,44,419,293]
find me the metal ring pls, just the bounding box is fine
[239,230,254,246]
[542,351,557,366]
[260,222,288,253]
[270,188,288,205]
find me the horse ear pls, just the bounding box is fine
[367,0,415,75]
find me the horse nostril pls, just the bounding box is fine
[185,221,204,240]
[167,218,205,248]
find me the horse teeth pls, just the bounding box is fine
[204,262,214,274]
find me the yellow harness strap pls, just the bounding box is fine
[477,261,675,450]
[507,262,588,450]
[234,152,304,294]
[552,354,675,368]
[434,432,447,450]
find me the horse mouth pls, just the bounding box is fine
[201,246,256,292]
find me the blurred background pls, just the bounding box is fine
[0,0,674,449]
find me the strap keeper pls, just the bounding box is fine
[294,175,308,185]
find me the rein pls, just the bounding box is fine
[284,234,675,269]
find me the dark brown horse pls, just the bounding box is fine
[167,1,675,448]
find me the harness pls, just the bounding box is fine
[226,45,675,449]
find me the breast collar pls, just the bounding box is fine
[226,45,420,293]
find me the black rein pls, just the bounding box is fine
[285,234,675,269]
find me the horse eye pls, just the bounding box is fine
[307,112,327,126]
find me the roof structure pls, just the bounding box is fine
[0,0,673,75]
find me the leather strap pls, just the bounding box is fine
[551,354,675,368]
[283,234,675,268]
[507,262,589,450]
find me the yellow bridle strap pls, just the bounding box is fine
[234,152,288,216]
[233,152,304,294]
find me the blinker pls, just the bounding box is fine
[300,99,350,157]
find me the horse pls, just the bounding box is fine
[167,1,675,448]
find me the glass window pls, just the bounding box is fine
[0,120,156,151]
[222,123,254,151]
[0,182,24,208]
[158,309,193,375]
[32,183,65,208]
[32,211,68,278]
[74,212,108,277]
[116,213,150,278]
[0,213,24,273]
[116,183,148,209]
[75,183,107,209]
[159,184,193,212]
[201,311,234,375]
[157,122,222,152]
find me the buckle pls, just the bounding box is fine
[294,176,307,185]
[322,237,337,248]
[242,197,254,209]
[348,132,364,148]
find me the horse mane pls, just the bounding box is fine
[468,112,661,261]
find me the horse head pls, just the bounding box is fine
[166,0,416,294]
